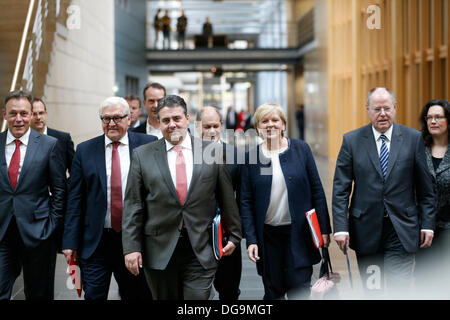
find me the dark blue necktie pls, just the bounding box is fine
[379,134,389,179]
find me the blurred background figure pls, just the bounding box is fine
[295,104,304,140]
[237,109,247,131]
[125,95,142,129]
[240,103,331,300]
[415,99,450,298]
[161,10,171,49]
[176,10,188,50]
[202,17,213,48]
[225,106,238,131]
[153,8,162,49]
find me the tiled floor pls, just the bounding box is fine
[12,154,363,300]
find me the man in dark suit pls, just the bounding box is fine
[30,97,75,298]
[197,106,243,300]
[62,97,157,300]
[30,97,74,174]
[332,87,436,298]
[123,95,242,300]
[0,90,66,300]
[132,82,166,138]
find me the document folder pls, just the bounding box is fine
[306,208,324,249]
[69,255,82,297]
[212,211,227,260]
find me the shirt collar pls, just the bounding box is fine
[105,132,129,147]
[7,127,31,146]
[165,134,192,152]
[43,126,48,135]
[372,124,393,142]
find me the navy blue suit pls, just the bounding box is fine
[240,139,331,299]
[62,131,157,300]
[213,142,243,300]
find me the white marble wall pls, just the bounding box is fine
[44,0,115,146]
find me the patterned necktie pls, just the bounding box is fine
[8,139,21,189]
[379,134,389,179]
[110,141,122,232]
[174,145,187,205]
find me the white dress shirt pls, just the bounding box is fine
[261,144,291,226]
[104,133,130,228]
[334,124,432,236]
[5,128,31,183]
[146,121,163,139]
[166,135,193,192]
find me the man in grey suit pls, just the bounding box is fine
[122,95,242,300]
[332,87,436,298]
[0,90,66,300]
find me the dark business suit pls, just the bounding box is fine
[332,123,435,294]
[213,142,243,300]
[46,127,75,297]
[0,129,66,300]
[240,139,331,299]
[131,120,146,134]
[47,127,75,174]
[122,135,242,300]
[62,131,157,300]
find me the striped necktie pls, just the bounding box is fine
[379,134,389,179]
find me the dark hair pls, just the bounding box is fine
[125,94,140,105]
[419,99,450,147]
[143,82,166,100]
[156,95,187,118]
[196,105,222,122]
[31,97,47,111]
[4,90,33,107]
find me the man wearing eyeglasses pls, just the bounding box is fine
[332,87,436,298]
[62,97,157,300]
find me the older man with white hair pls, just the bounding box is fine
[62,97,157,300]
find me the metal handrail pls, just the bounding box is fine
[1,0,36,132]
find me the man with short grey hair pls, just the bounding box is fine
[62,97,157,300]
[332,87,436,298]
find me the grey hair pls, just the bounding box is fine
[196,105,223,122]
[98,96,130,117]
[366,87,397,106]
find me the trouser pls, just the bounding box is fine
[213,241,242,300]
[80,228,152,300]
[0,217,53,300]
[145,228,217,300]
[262,224,313,300]
[356,216,415,299]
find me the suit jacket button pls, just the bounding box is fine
[288,177,292,180]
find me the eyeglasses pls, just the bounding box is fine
[370,106,392,114]
[425,116,446,122]
[100,114,128,124]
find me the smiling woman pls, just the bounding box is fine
[415,99,450,297]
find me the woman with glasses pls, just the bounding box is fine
[240,103,331,300]
[415,99,450,298]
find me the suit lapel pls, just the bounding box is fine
[362,125,383,179]
[425,147,436,179]
[385,123,402,180]
[0,132,10,189]
[154,139,180,202]
[435,145,450,175]
[94,135,107,197]
[16,129,40,190]
[128,131,136,156]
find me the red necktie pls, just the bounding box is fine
[8,140,21,189]
[174,145,187,205]
[110,141,122,232]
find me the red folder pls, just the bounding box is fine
[306,208,323,249]
[69,255,83,297]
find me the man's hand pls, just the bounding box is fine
[222,241,236,256]
[62,249,78,264]
[124,252,142,276]
[322,234,330,248]
[247,244,260,263]
[420,231,434,248]
[334,234,350,253]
